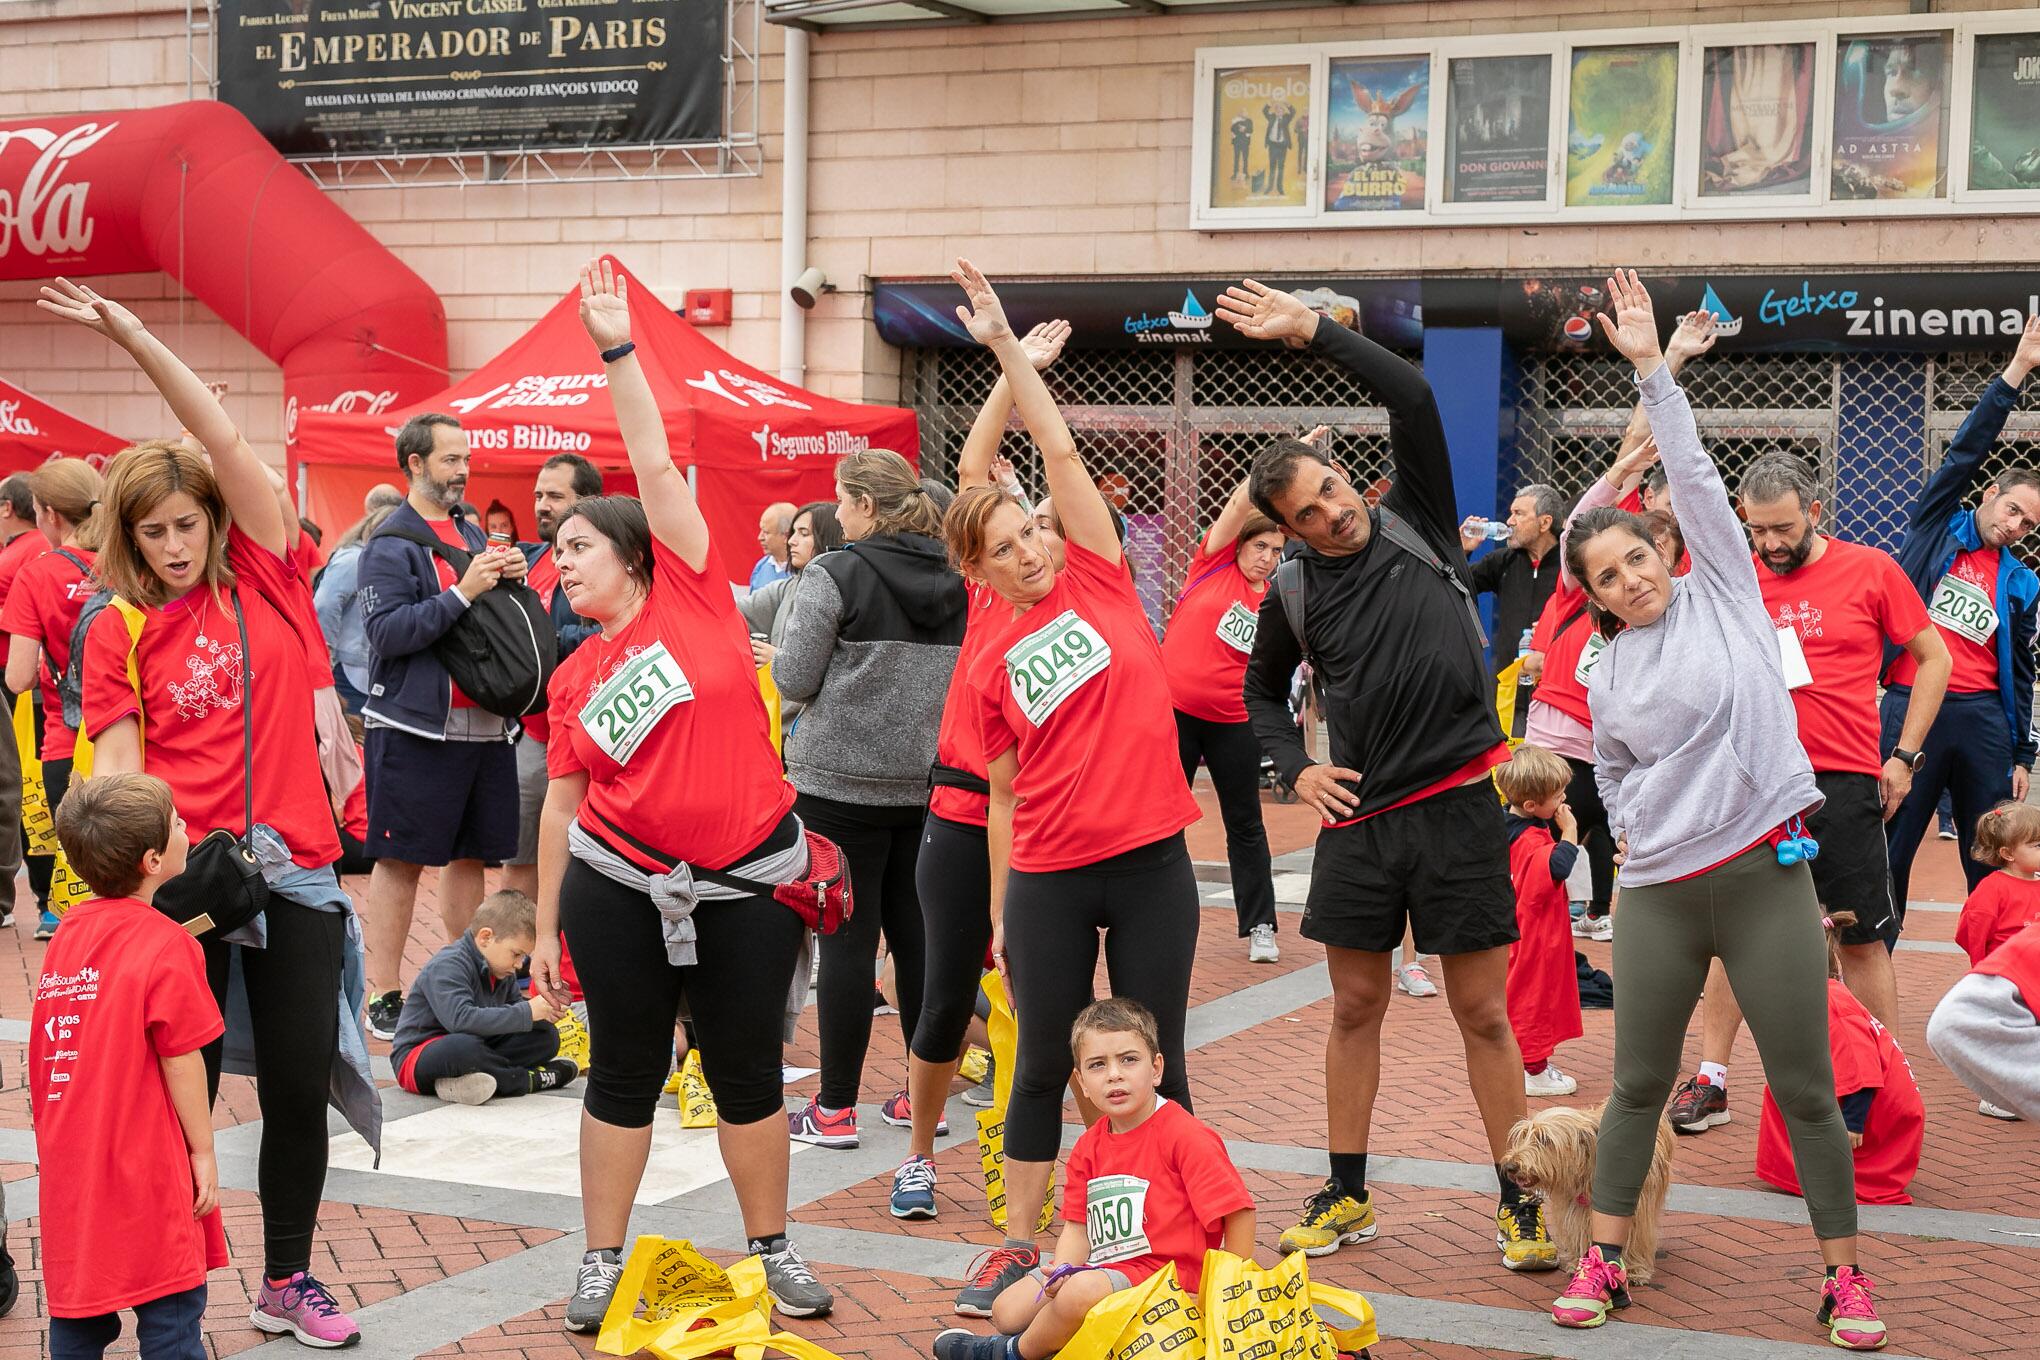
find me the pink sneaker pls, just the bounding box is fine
[252,1271,362,1348]
[1551,1246,1629,1328]
[1817,1266,1889,1351]
[879,1089,949,1136]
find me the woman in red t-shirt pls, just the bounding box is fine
[40,277,374,1348]
[945,261,1202,1271]
[528,261,832,1329]
[1161,478,1283,961]
[1,456,102,929]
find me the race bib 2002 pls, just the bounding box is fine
[1216,601,1258,655]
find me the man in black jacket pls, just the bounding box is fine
[1460,483,1563,680]
[1219,278,1552,1276]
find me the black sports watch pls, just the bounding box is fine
[1890,746,1925,772]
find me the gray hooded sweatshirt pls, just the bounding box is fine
[1588,362,1822,884]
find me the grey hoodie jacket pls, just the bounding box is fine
[1588,362,1822,884]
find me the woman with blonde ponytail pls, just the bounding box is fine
[1,456,104,938]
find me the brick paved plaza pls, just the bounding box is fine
[3,784,2036,1360]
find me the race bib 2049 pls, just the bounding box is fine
[1005,610,1112,727]
[1083,1172,1152,1264]
[1216,600,1258,655]
[579,641,694,764]
[1927,571,1998,647]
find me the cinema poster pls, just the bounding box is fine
[1564,44,1677,208]
[1324,54,1429,212]
[1967,30,2040,193]
[1697,42,1816,197]
[218,0,725,157]
[1831,32,1948,200]
[1442,54,1552,205]
[1209,64,1312,210]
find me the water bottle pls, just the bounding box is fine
[1468,518,1511,542]
[1517,628,1535,660]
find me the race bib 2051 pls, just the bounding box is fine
[579,641,693,763]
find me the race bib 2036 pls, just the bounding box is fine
[1927,571,1998,647]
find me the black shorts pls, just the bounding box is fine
[1807,770,1898,947]
[1302,780,1518,956]
[364,726,519,866]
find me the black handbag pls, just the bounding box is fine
[153,587,271,939]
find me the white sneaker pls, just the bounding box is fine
[1524,1064,1579,1097]
[1586,914,1613,942]
[1980,1099,2022,1120]
[433,1073,497,1106]
[1248,924,1280,963]
[1396,962,1438,997]
[1570,915,1593,938]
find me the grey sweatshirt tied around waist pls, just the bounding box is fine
[1587,362,1822,885]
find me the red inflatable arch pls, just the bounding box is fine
[0,101,447,446]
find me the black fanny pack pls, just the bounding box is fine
[927,762,990,797]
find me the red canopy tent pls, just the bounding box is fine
[0,376,129,474]
[292,259,919,582]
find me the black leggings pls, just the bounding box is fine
[1175,710,1275,934]
[1563,756,1615,914]
[408,1026,561,1098]
[25,754,70,910]
[910,812,992,1067]
[1003,833,1199,1163]
[560,856,804,1128]
[797,792,926,1111]
[200,899,344,1279]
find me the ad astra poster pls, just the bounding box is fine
[1831,32,1948,200]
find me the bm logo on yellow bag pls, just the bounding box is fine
[596,1237,843,1360]
[1059,1252,1377,1360]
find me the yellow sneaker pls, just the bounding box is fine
[1497,1197,1559,1271]
[1277,1180,1377,1257]
[958,1046,991,1086]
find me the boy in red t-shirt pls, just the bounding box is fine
[1756,910,1925,1206]
[932,998,1254,1360]
[30,773,226,1358]
[1496,745,1587,1099]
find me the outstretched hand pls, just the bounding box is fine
[1604,435,1660,490]
[1596,269,1663,371]
[36,278,147,349]
[1019,319,1071,371]
[2009,315,2040,388]
[1216,279,1319,348]
[951,258,1015,348]
[578,259,632,351]
[1666,310,1719,368]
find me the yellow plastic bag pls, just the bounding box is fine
[1493,657,1523,752]
[18,690,96,919]
[554,1006,591,1073]
[596,1236,845,1360]
[678,1048,718,1128]
[976,971,1054,1234]
[759,666,783,755]
[1196,1250,1378,1360]
[1057,1261,1206,1360]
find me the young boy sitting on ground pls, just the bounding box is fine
[30,773,226,1359]
[932,998,1255,1360]
[1496,744,1587,1098]
[390,890,578,1105]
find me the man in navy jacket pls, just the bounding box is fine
[357,412,527,1040]
[1883,317,2040,916]
[501,452,602,900]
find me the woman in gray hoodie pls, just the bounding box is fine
[1553,272,1888,1352]
[774,449,968,1149]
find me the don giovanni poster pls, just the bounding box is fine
[219,0,725,157]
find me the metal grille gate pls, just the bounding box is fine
[903,344,2040,623]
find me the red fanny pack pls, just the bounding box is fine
[690,825,854,936]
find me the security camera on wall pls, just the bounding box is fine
[791,267,834,310]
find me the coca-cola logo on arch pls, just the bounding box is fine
[0,400,41,439]
[0,121,119,261]
[284,387,402,443]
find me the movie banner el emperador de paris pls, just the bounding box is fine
[218,0,725,157]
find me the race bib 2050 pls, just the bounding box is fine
[1083,1173,1152,1264]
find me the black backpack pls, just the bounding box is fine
[376,525,558,718]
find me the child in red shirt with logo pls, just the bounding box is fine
[1756,911,1925,1206]
[1958,802,2040,972]
[30,772,225,1359]
[931,998,1254,1360]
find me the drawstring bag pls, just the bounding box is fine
[595,1237,845,1360]
[974,972,1054,1234]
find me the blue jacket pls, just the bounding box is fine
[312,542,374,689]
[357,501,508,740]
[1890,376,2039,767]
[519,540,596,659]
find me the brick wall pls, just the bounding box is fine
[0,0,2031,467]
